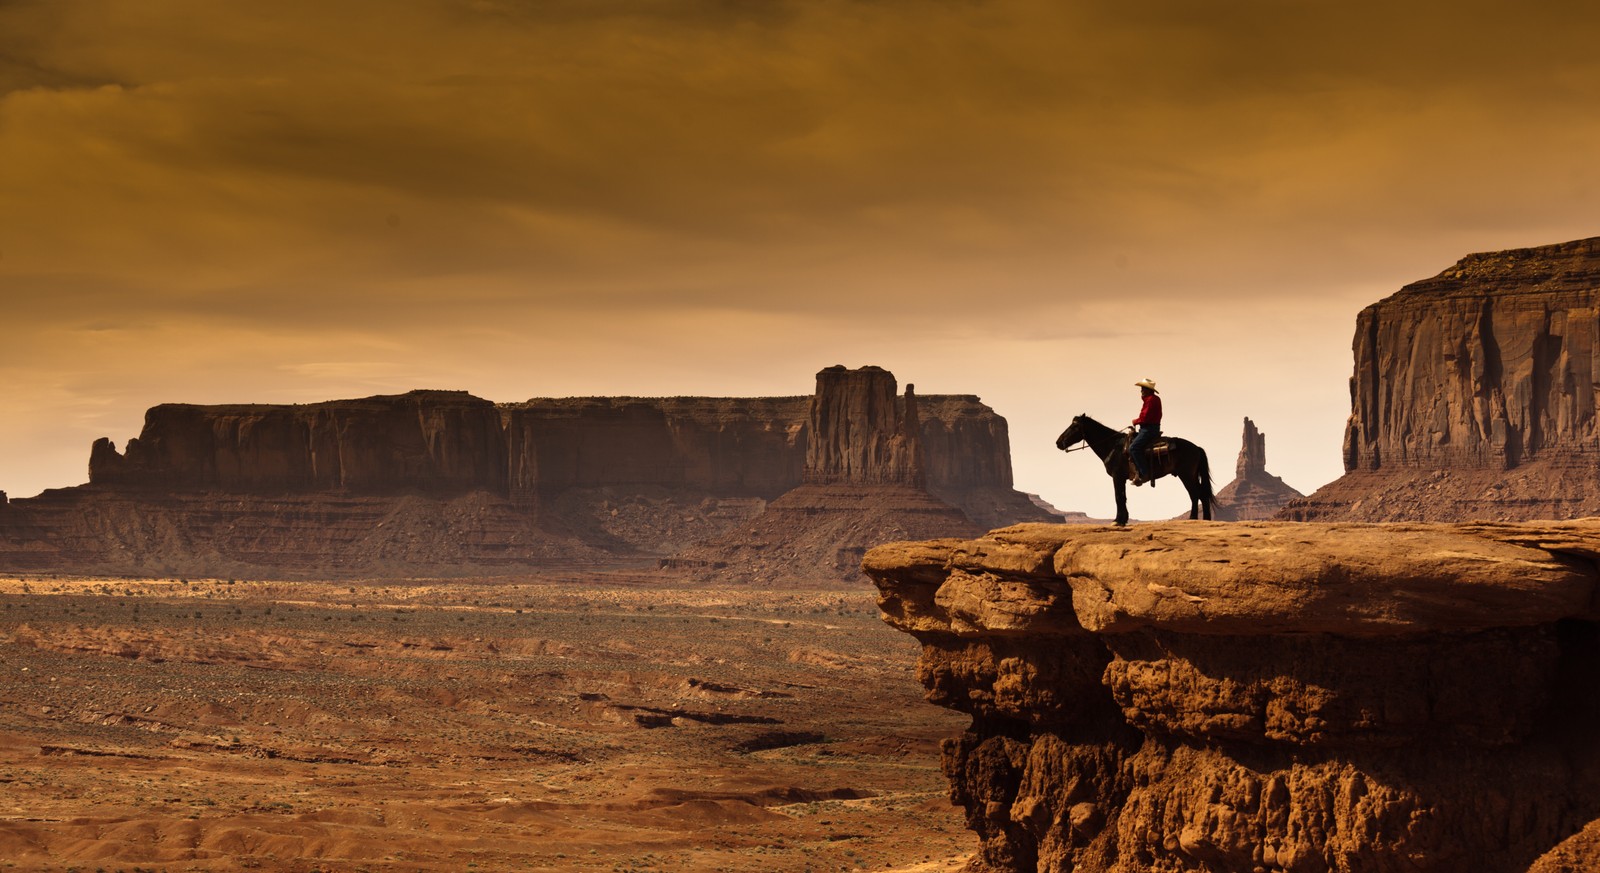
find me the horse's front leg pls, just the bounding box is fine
[1114,477,1129,526]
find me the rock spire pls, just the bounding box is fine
[803,364,925,487]
[1209,417,1303,521]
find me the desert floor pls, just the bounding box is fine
[0,573,972,872]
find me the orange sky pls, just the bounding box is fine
[4,0,1600,517]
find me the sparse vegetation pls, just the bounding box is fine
[0,574,966,870]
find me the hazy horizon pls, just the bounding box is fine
[5,1,1599,518]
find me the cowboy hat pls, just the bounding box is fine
[1134,378,1158,391]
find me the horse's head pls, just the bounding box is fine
[1055,415,1088,451]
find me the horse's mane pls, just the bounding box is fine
[1074,414,1120,441]
[1061,411,1214,524]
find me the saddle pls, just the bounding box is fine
[1124,434,1173,481]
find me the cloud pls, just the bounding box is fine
[2,0,1600,503]
[6,0,1599,301]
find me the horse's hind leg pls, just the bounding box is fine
[1191,472,1213,520]
[1182,474,1201,519]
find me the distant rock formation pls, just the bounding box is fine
[922,394,1060,530]
[1023,493,1120,525]
[89,390,510,496]
[72,383,1027,518]
[865,520,1600,872]
[1209,418,1303,520]
[664,366,989,584]
[501,395,811,506]
[0,366,1051,578]
[1285,236,1600,521]
[804,364,924,486]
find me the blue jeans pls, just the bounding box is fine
[1130,425,1160,479]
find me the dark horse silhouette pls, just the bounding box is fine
[1055,414,1215,526]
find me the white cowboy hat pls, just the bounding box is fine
[1134,378,1157,390]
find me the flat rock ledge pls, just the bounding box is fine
[864,520,1600,873]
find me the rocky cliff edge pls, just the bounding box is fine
[865,520,1600,873]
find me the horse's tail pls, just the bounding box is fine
[1197,445,1214,502]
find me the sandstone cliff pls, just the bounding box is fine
[1285,236,1600,521]
[89,391,509,495]
[665,366,984,583]
[78,385,1027,513]
[1208,418,1303,521]
[923,394,1059,530]
[804,364,924,486]
[501,395,811,504]
[866,521,1600,872]
[2,369,1050,577]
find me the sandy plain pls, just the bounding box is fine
[0,574,972,872]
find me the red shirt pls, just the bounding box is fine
[1133,394,1162,427]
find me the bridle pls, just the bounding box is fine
[1059,423,1095,454]
[1059,418,1132,455]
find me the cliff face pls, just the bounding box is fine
[81,385,1018,504]
[920,394,1056,530]
[1288,236,1600,521]
[2,367,1050,576]
[665,366,983,584]
[1209,418,1303,521]
[866,521,1600,873]
[90,391,508,496]
[804,364,924,486]
[502,396,811,503]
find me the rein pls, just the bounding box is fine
[1063,416,1122,458]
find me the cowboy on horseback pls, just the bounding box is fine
[1055,404,1213,527]
[1130,378,1161,486]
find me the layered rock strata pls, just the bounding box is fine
[1209,418,1303,521]
[89,390,510,496]
[924,395,1058,530]
[865,521,1600,872]
[2,368,1051,576]
[804,364,924,486]
[79,383,1033,516]
[501,396,811,504]
[1286,236,1600,521]
[666,366,985,583]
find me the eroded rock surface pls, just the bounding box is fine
[1209,418,1303,521]
[865,521,1600,872]
[88,390,509,496]
[666,366,991,583]
[1287,236,1600,521]
[804,365,924,486]
[2,368,1051,577]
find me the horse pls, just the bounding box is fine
[1055,413,1214,526]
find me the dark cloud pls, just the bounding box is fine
[9,0,1595,287]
